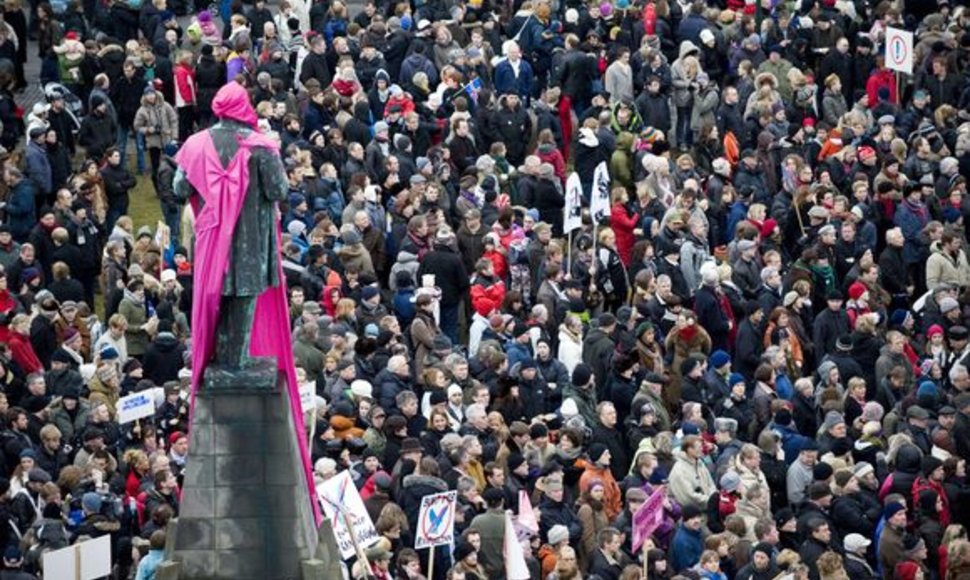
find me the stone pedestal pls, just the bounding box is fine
[158,365,340,580]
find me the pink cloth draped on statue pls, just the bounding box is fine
[174,83,321,525]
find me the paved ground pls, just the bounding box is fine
[16,44,43,110]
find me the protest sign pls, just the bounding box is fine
[415,490,457,550]
[116,391,155,424]
[632,487,666,553]
[318,471,380,560]
[43,535,111,580]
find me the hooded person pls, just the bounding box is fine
[172,82,319,523]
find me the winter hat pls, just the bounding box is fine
[884,502,906,520]
[547,524,569,545]
[709,350,730,369]
[82,492,103,513]
[941,297,960,314]
[720,471,741,492]
[813,462,833,481]
[588,443,609,464]
[714,418,738,434]
[922,455,944,476]
[848,281,867,300]
[682,504,702,521]
[821,410,845,432]
[729,373,746,388]
[774,409,793,426]
[453,541,476,562]
[572,364,592,387]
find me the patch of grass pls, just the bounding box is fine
[128,174,164,231]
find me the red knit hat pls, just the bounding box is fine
[169,432,187,447]
[848,282,867,301]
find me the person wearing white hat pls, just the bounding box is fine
[843,533,874,577]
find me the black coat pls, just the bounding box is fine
[194,55,226,118]
[299,52,332,88]
[694,285,730,351]
[813,308,850,359]
[142,333,186,385]
[591,424,629,481]
[493,102,532,166]
[416,245,469,308]
[537,495,582,545]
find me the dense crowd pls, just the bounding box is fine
[1,0,970,579]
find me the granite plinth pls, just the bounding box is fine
[161,368,339,580]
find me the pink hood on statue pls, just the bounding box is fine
[211,82,258,128]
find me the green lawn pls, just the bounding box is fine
[127,168,164,231]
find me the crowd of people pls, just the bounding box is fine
[0,0,970,578]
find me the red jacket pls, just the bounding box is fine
[0,327,42,374]
[174,63,196,107]
[610,203,639,266]
[470,278,506,317]
[867,68,898,107]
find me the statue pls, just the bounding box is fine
[173,83,287,372]
[159,82,334,579]
[171,79,319,516]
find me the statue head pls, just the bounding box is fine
[212,81,258,128]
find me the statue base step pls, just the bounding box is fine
[158,369,341,579]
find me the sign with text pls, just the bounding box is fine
[415,490,457,550]
[631,487,666,553]
[885,27,913,74]
[318,471,379,559]
[117,391,156,424]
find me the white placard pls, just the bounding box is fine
[116,391,156,424]
[415,490,456,550]
[317,471,379,559]
[590,161,611,225]
[885,27,913,75]
[298,381,316,414]
[563,172,583,234]
[42,535,111,580]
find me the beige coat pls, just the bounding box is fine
[925,241,970,291]
[133,92,178,149]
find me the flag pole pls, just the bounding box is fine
[567,229,573,278]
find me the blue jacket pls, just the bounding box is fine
[670,524,704,573]
[493,58,534,101]
[25,140,51,197]
[505,339,533,370]
[136,549,165,580]
[6,179,35,242]
[894,199,929,264]
[773,422,812,464]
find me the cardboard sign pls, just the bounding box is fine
[116,391,156,424]
[415,490,457,550]
[885,27,914,75]
[631,487,666,553]
[318,471,379,559]
[42,535,111,580]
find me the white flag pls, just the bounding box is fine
[563,172,583,234]
[504,513,531,580]
[590,161,611,226]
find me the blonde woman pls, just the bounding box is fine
[671,46,701,149]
